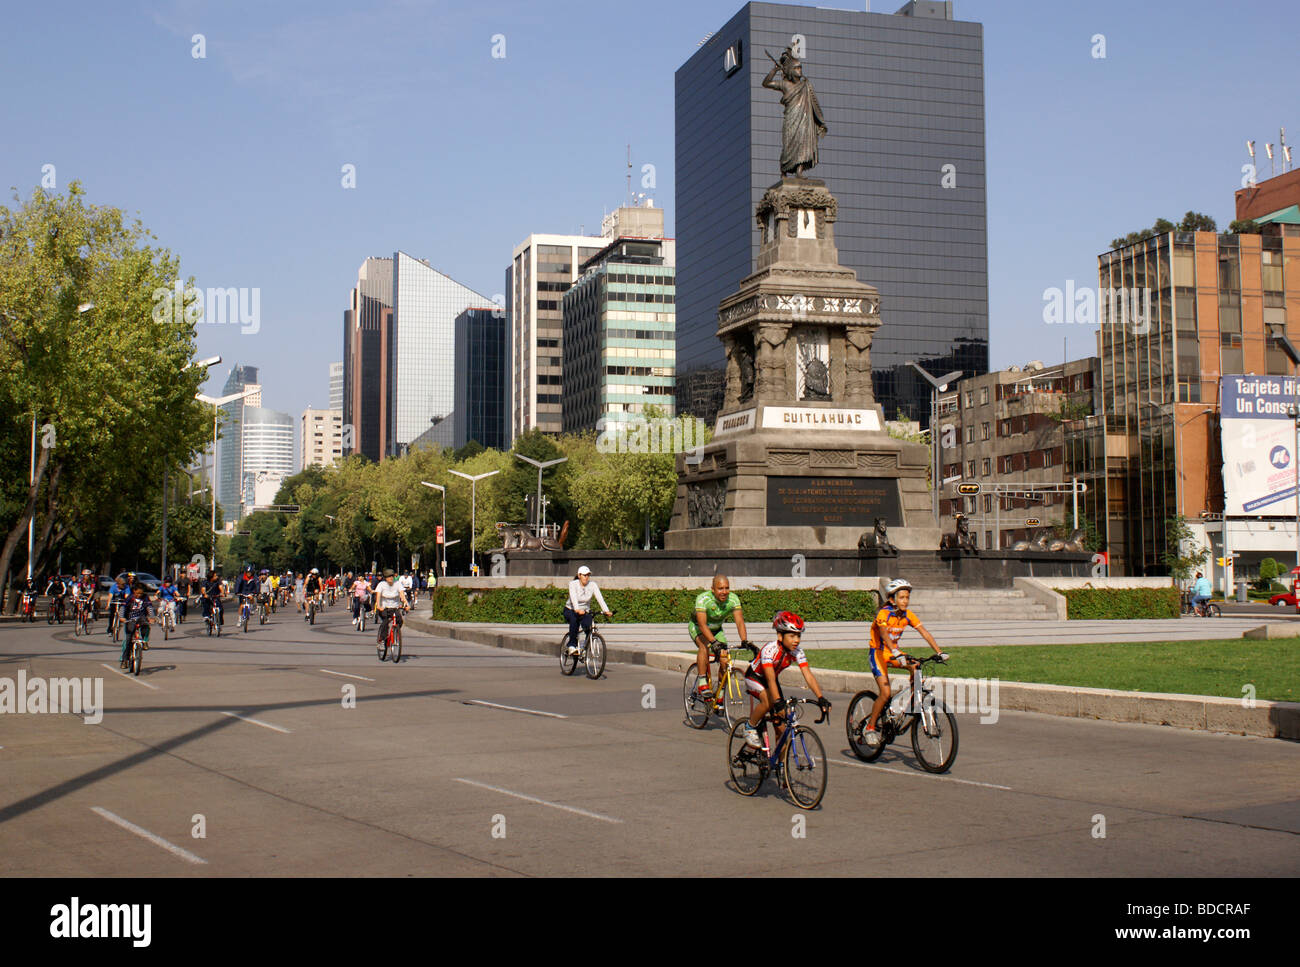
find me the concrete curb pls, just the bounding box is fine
[409,616,1300,740]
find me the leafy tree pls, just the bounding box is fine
[1228,219,1262,235]
[1109,212,1217,250]
[1161,515,1208,584]
[0,183,209,602]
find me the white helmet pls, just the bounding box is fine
[884,578,912,599]
[311,568,319,575]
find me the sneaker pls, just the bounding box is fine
[565,644,579,655]
[696,680,714,699]
[742,725,763,749]
[143,642,149,650]
[863,727,880,747]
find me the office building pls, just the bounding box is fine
[329,362,343,411]
[343,257,392,461]
[562,212,677,432]
[301,407,344,469]
[216,364,261,525]
[508,232,608,440]
[237,405,293,516]
[674,0,989,427]
[453,307,509,452]
[389,252,495,455]
[938,358,1098,549]
[1086,173,1300,577]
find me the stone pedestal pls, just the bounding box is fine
[666,177,938,552]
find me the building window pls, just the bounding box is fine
[1043,449,1055,468]
[967,460,975,479]
[964,391,973,408]
[981,422,991,440]
[979,387,989,405]
[965,426,973,445]
[981,458,991,476]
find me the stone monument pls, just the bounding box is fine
[666,49,938,552]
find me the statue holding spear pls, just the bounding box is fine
[762,46,828,178]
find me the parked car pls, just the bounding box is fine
[99,571,162,594]
[1267,591,1298,607]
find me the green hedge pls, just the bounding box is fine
[429,586,881,625]
[1056,587,1180,619]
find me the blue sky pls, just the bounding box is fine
[4,0,1297,425]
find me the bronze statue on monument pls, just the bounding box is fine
[763,48,828,178]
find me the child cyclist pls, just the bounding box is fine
[739,611,831,749]
[861,578,948,747]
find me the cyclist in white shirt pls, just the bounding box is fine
[374,569,409,646]
[564,565,611,655]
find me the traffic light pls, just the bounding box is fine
[956,483,981,496]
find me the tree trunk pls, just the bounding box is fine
[31,463,62,577]
[0,446,52,611]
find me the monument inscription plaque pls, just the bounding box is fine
[766,476,902,528]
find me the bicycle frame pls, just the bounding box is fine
[756,701,821,771]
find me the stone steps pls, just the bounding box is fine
[902,589,1055,620]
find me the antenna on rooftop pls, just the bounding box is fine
[626,144,632,208]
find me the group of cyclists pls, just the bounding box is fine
[683,573,948,750]
[26,562,427,657]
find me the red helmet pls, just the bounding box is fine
[773,611,804,634]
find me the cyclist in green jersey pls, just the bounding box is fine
[690,574,750,701]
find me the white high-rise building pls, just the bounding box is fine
[301,407,343,468]
[240,406,294,515]
[507,233,607,440]
[389,251,495,455]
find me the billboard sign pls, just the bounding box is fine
[1220,375,1299,516]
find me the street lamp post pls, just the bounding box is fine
[513,454,567,536]
[448,469,499,574]
[420,481,446,580]
[197,386,257,573]
[907,362,963,524]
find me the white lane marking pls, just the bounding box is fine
[99,662,159,690]
[220,711,291,734]
[829,758,1012,790]
[453,778,622,824]
[319,669,375,682]
[91,807,208,864]
[462,700,567,719]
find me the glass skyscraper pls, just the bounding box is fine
[453,307,509,452]
[675,0,989,426]
[240,406,295,511]
[216,364,260,525]
[343,257,392,462]
[390,252,495,455]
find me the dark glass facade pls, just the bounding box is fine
[675,1,989,426]
[344,256,392,463]
[454,308,509,452]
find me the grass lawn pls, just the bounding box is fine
[798,640,1300,703]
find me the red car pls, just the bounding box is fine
[1267,591,1299,607]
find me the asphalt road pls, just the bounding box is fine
[1,602,1297,876]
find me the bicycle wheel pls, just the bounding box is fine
[47,605,54,625]
[682,666,709,728]
[309,602,316,625]
[846,689,887,762]
[584,631,605,679]
[131,638,143,676]
[74,611,82,637]
[377,635,388,662]
[721,667,749,730]
[391,625,402,663]
[727,720,766,796]
[911,697,958,774]
[559,632,579,675]
[784,726,827,809]
[1206,603,1222,618]
[113,616,121,643]
[164,615,170,641]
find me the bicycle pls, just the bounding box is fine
[259,594,271,625]
[559,616,607,679]
[1179,589,1222,618]
[20,592,37,623]
[238,594,254,633]
[46,595,66,625]
[125,623,146,677]
[727,697,829,809]
[160,600,175,641]
[683,641,753,729]
[307,594,318,625]
[846,655,958,774]
[377,607,406,662]
[355,596,370,633]
[74,598,94,637]
[110,602,126,642]
[204,600,222,637]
